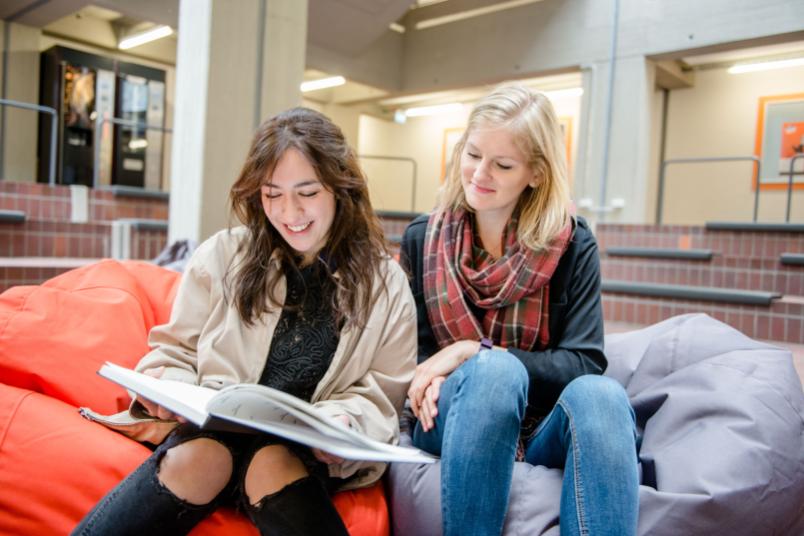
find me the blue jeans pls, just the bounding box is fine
[412,350,639,536]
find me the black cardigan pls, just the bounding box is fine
[400,214,607,416]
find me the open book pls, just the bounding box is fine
[96,362,436,464]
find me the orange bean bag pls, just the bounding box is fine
[0,260,389,536]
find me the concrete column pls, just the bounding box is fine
[168,0,307,244]
[0,21,41,183]
[575,55,657,224]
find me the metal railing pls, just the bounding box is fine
[656,156,761,224]
[784,154,803,223]
[358,154,418,212]
[0,98,58,185]
[93,115,173,189]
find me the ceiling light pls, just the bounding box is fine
[389,22,405,33]
[404,103,464,117]
[300,76,346,92]
[416,0,449,6]
[415,0,543,30]
[119,25,173,50]
[128,139,148,150]
[728,57,804,74]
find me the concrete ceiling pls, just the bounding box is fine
[0,0,91,27]
[10,0,801,116]
[308,0,413,56]
[2,0,413,57]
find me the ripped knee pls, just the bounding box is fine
[158,437,233,505]
[244,444,309,504]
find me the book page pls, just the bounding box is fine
[99,362,216,426]
[212,413,436,463]
[207,386,357,444]
[208,384,437,463]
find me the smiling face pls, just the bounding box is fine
[261,148,336,264]
[460,126,538,223]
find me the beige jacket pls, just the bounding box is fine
[128,227,417,489]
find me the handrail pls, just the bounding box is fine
[656,156,761,224]
[0,98,57,185]
[784,154,803,223]
[357,154,418,212]
[93,115,173,189]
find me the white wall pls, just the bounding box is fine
[358,111,465,213]
[663,64,804,224]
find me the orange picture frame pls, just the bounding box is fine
[753,92,804,191]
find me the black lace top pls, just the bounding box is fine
[258,262,341,402]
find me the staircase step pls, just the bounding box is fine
[781,253,804,266]
[601,280,780,305]
[0,209,25,223]
[605,247,713,260]
[705,221,804,233]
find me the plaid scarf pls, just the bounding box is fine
[423,208,571,351]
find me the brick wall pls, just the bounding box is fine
[0,181,169,292]
[597,223,804,344]
[0,181,168,223]
[596,223,802,259]
[0,220,111,258]
[602,294,804,344]
[601,257,803,296]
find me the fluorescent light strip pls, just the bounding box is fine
[416,0,449,7]
[415,0,542,30]
[405,102,463,117]
[128,139,148,150]
[119,25,173,50]
[728,57,804,74]
[300,76,346,92]
[389,22,406,33]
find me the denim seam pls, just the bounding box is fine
[440,370,463,536]
[557,399,589,536]
[80,481,124,534]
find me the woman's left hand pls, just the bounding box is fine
[312,414,350,465]
[408,340,477,422]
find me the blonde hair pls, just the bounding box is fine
[439,83,572,251]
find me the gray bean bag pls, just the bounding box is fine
[387,314,804,535]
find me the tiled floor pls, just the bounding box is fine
[605,321,804,388]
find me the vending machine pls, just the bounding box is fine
[38,46,166,190]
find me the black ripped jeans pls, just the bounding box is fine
[72,423,348,536]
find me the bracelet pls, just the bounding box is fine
[479,337,493,352]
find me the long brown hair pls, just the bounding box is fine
[228,107,388,328]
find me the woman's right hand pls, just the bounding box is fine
[408,340,476,423]
[417,375,446,432]
[136,367,186,423]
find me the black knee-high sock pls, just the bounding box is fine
[247,475,349,536]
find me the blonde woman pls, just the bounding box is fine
[401,85,638,536]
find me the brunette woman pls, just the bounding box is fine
[74,107,417,536]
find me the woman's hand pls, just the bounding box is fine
[408,340,478,425]
[312,415,350,465]
[417,375,446,432]
[136,367,186,423]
